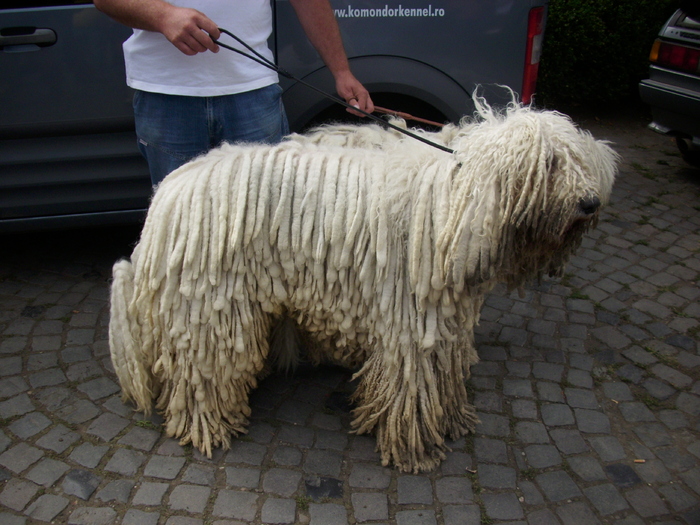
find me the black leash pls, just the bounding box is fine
[212,28,455,155]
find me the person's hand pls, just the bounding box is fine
[159,6,221,56]
[335,71,374,117]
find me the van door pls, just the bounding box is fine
[0,1,150,230]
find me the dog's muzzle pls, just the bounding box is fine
[579,196,601,216]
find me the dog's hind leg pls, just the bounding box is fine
[155,297,273,458]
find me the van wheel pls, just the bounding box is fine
[676,137,700,168]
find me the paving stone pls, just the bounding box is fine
[482,492,523,520]
[122,509,160,525]
[478,464,516,489]
[659,409,689,429]
[677,392,700,417]
[556,501,601,525]
[655,447,697,472]
[28,368,67,388]
[397,475,433,504]
[588,436,626,462]
[537,382,565,403]
[565,387,599,409]
[8,412,51,439]
[515,421,549,444]
[169,484,210,513]
[536,470,582,502]
[305,476,343,501]
[0,478,40,511]
[225,441,267,465]
[643,378,677,400]
[474,391,503,412]
[262,468,302,496]
[566,455,607,482]
[262,497,297,524]
[395,509,437,525]
[132,481,169,506]
[69,442,109,469]
[0,394,34,419]
[35,424,79,453]
[616,364,644,384]
[524,444,562,468]
[659,484,699,511]
[276,425,314,448]
[67,507,117,525]
[474,437,508,464]
[212,490,259,521]
[25,458,70,487]
[575,409,611,434]
[156,439,186,457]
[633,423,673,448]
[526,508,559,525]
[651,363,693,389]
[435,476,473,503]
[314,429,348,451]
[541,403,575,426]
[352,492,389,522]
[182,463,216,486]
[349,463,391,489]
[583,483,629,515]
[105,448,146,479]
[550,428,588,454]
[62,469,101,500]
[309,503,348,525]
[304,449,343,477]
[24,494,69,522]
[225,466,261,489]
[118,426,160,451]
[532,362,564,382]
[624,486,669,517]
[519,480,544,505]
[0,443,44,473]
[440,451,472,475]
[78,376,119,401]
[511,399,538,419]
[141,453,183,479]
[605,463,643,489]
[634,459,673,484]
[475,413,510,437]
[95,479,135,503]
[442,504,481,525]
[272,446,302,466]
[503,378,533,398]
[86,412,129,441]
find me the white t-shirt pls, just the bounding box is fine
[123,0,279,96]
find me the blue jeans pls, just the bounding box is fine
[133,84,289,186]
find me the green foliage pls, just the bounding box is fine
[538,0,679,106]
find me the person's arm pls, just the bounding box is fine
[93,0,220,56]
[288,0,374,115]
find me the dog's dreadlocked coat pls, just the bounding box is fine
[110,100,618,472]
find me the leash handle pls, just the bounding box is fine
[212,28,455,155]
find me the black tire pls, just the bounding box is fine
[676,137,700,168]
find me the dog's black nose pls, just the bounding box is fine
[579,196,601,215]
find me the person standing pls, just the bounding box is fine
[93,0,374,185]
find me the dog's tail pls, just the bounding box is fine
[109,259,154,412]
[269,316,302,375]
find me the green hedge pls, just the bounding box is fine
[537,0,679,107]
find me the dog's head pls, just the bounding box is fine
[439,100,619,291]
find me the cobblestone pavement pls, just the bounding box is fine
[1,110,699,525]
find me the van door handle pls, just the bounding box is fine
[0,27,57,50]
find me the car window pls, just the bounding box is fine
[679,14,700,28]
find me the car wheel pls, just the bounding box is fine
[676,137,700,168]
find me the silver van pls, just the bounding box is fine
[0,0,547,231]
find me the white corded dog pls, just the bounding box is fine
[109,98,618,472]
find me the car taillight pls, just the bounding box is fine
[522,6,545,104]
[650,39,700,74]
